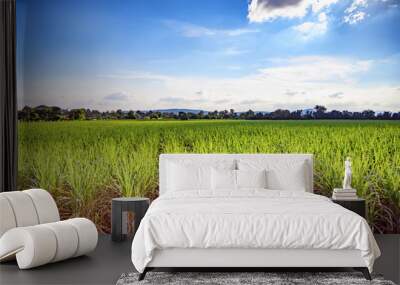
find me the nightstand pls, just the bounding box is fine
[111,197,150,242]
[331,198,366,219]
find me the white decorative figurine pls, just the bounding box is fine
[342,157,352,190]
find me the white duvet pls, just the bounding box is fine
[131,190,380,273]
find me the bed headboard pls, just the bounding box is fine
[159,154,313,195]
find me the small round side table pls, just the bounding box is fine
[111,197,150,242]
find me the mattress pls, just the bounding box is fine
[131,190,380,273]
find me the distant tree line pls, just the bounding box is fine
[18,105,400,121]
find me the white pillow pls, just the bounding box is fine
[237,159,308,191]
[267,165,307,191]
[212,168,236,190]
[167,162,212,192]
[236,169,267,189]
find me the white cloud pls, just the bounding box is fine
[104,91,130,101]
[328,91,344,98]
[159,97,207,104]
[246,0,342,39]
[225,28,260,36]
[180,25,216,37]
[247,0,340,22]
[240,99,269,105]
[214,98,232,104]
[312,0,339,12]
[285,90,298,96]
[344,0,368,24]
[164,20,259,38]
[248,0,311,22]
[93,56,400,112]
[345,0,368,14]
[24,56,399,112]
[293,12,328,39]
[258,56,372,83]
[247,0,371,34]
[344,11,366,24]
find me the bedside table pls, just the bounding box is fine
[111,197,150,242]
[331,198,366,219]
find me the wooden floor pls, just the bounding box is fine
[1,234,398,285]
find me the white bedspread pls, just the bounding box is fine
[131,190,380,273]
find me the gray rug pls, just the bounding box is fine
[116,272,396,285]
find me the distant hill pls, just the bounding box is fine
[236,111,270,115]
[152,109,208,115]
[152,109,273,115]
[301,108,314,116]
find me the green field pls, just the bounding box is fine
[18,120,400,233]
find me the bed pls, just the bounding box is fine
[131,154,380,280]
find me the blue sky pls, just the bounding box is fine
[17,0,400,111]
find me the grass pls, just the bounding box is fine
[18,120,400,233]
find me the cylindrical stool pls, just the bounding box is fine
[111,197,150,242]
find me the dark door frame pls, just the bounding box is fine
[0,0,17,192]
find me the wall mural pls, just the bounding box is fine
[17,0,399,233]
